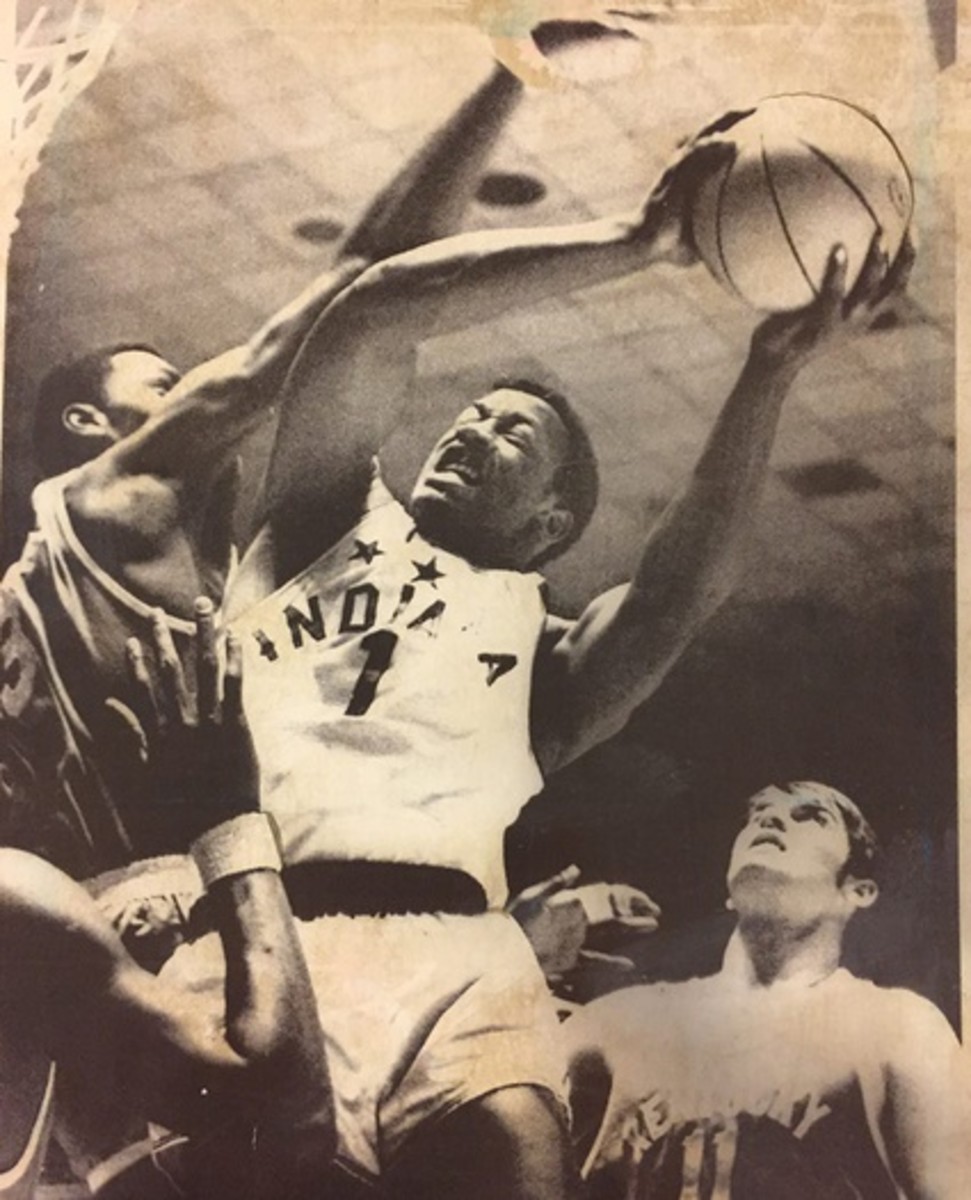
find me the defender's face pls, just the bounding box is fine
[410,389,572,567]
[101,350,182,437]
[727,787,852,905]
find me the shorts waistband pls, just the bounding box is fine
[282,860,487,918]
[188,860,487,930]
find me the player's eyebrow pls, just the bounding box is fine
[151,363,182,389]
[793,800,832,820]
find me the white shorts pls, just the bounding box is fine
[160,909,568,1179]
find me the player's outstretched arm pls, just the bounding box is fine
[76,62,527,512]
[879,990,971,1199]
[532,235,911,771]
[256,141,731,580]
[340,61,523,263]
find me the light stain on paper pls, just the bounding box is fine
[317,0,831,86]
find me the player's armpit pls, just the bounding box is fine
[533,580,713,774]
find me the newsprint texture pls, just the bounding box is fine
[0,1,965,1198]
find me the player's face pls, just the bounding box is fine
[727,787,852,915]
[101,350,182,437]
[410,389,573,568]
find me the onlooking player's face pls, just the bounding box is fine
[726,786,876,925]
[410,389,574,569]
[100,350,182,438]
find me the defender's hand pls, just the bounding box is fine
[105,598,259,842]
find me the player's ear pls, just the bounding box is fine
[541,504,573,548]
[63,402,113,438]
[844,876,878,911]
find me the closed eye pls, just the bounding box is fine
[504,431,531,451]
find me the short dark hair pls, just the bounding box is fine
[492,378,599,564]
[748,781,880,883]
[33,343,163,475]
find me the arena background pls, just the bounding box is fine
[4,1,957,1025]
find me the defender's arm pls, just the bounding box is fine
[73,62,528,507]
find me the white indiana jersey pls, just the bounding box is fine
[226,473,546,905]
[567,970,918,1199]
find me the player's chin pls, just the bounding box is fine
[729,861,791,894]
[412,487,476,545]
[411,489,503,565]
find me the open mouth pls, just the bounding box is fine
[750,833,786,852]
[432,442,486,486]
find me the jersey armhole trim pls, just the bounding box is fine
[35,475,197,636]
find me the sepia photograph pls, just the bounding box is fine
[0,0,963,1196]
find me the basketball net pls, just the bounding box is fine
[0,0,137,512]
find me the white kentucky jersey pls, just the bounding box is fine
[568,970,912,1200]
[226,473,546,904]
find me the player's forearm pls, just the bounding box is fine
[207,869,335,1158]
[630,343,796,612]
[208,873,322,1063]
[105,259,368,485]
[324,211,660,347]
[533,342,798,770]
[251,65,521,425]
[243,257,370,397]
[340,63,523,262]
[190,816,320,1066]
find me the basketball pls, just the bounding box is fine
[690,94,914,312]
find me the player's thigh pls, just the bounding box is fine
[386,1084,580,1200]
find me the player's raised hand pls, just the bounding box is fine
[105,598,259,843]
[632,123,740,266]
[751,231,916,370]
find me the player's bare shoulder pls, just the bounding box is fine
[864,978,961,1062]
[63,462,181,548]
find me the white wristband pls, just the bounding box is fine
[191,813,282,889]
[573,883,616,926]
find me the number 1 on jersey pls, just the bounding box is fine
[345,629,398,716]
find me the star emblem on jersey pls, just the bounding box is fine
[349,539,383,564]
[478,653,517,686]
[411,558,444,588]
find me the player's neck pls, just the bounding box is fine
[723,918,843,990]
